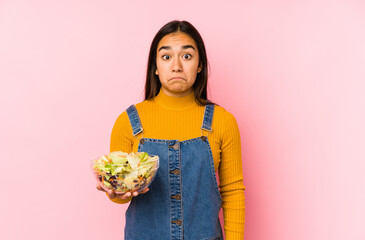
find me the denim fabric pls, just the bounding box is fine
[126,105,143,136]
[201,104,214,132]
[125,104,223,240]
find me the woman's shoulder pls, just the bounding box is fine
[211,104,240,136]
[135,99,155,108]
[113,99,151,119]
[213,104,237,122]
[112,100,154,134]
[120,99,155,114]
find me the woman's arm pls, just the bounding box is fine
[219,111,246,239]
[108,111,135,204]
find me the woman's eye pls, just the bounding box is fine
[183,54,192,60]
[162,55,170,60]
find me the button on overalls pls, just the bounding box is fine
[125,104,223,240]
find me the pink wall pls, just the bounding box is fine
[1,0,364,239]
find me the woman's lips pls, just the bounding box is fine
[170,77,184,81]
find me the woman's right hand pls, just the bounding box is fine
[96,182,149,200]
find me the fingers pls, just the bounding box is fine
[96,184,117,199]
[140,187,149,194]
[129,188,149,197]
[106,188,116,199]
[122,192,132,199]
[115,188,149,199]
[111,191,131,200]
[96,184,149,200]
[96,183,106,192]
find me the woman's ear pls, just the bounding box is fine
[155,69,159,75]
[197,63,202,73]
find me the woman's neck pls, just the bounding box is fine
[153,89,196,110]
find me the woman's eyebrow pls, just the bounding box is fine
[158,45,196,52]
[181,45,195,50]
[158,46,170,52]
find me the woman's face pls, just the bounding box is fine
[155,32,202,97]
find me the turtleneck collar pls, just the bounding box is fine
[153,89,197,110]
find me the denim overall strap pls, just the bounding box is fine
[201,104,215,132]
[126,105,143,136]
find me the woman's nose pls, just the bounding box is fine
[171,58,182,72]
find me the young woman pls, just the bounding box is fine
[97,20,246,240]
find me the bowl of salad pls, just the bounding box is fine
[91,151,159,194]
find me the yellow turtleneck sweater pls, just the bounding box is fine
[109,90,245,239]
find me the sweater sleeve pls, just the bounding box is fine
[107,111,134,204]
[219,111,246,239]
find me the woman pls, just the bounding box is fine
[97,20,245,240]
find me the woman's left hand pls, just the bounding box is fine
[96,182,149,200]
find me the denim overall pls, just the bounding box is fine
[125,104,223,240]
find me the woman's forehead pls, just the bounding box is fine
[157,32,197,50]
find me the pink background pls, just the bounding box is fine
[1,0,364,239]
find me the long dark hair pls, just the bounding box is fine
[144,20,212,105]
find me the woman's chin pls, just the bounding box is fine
[162,87,193,97]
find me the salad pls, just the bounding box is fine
[92,151,159,193]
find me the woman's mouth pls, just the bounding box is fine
[170,77,184,81]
